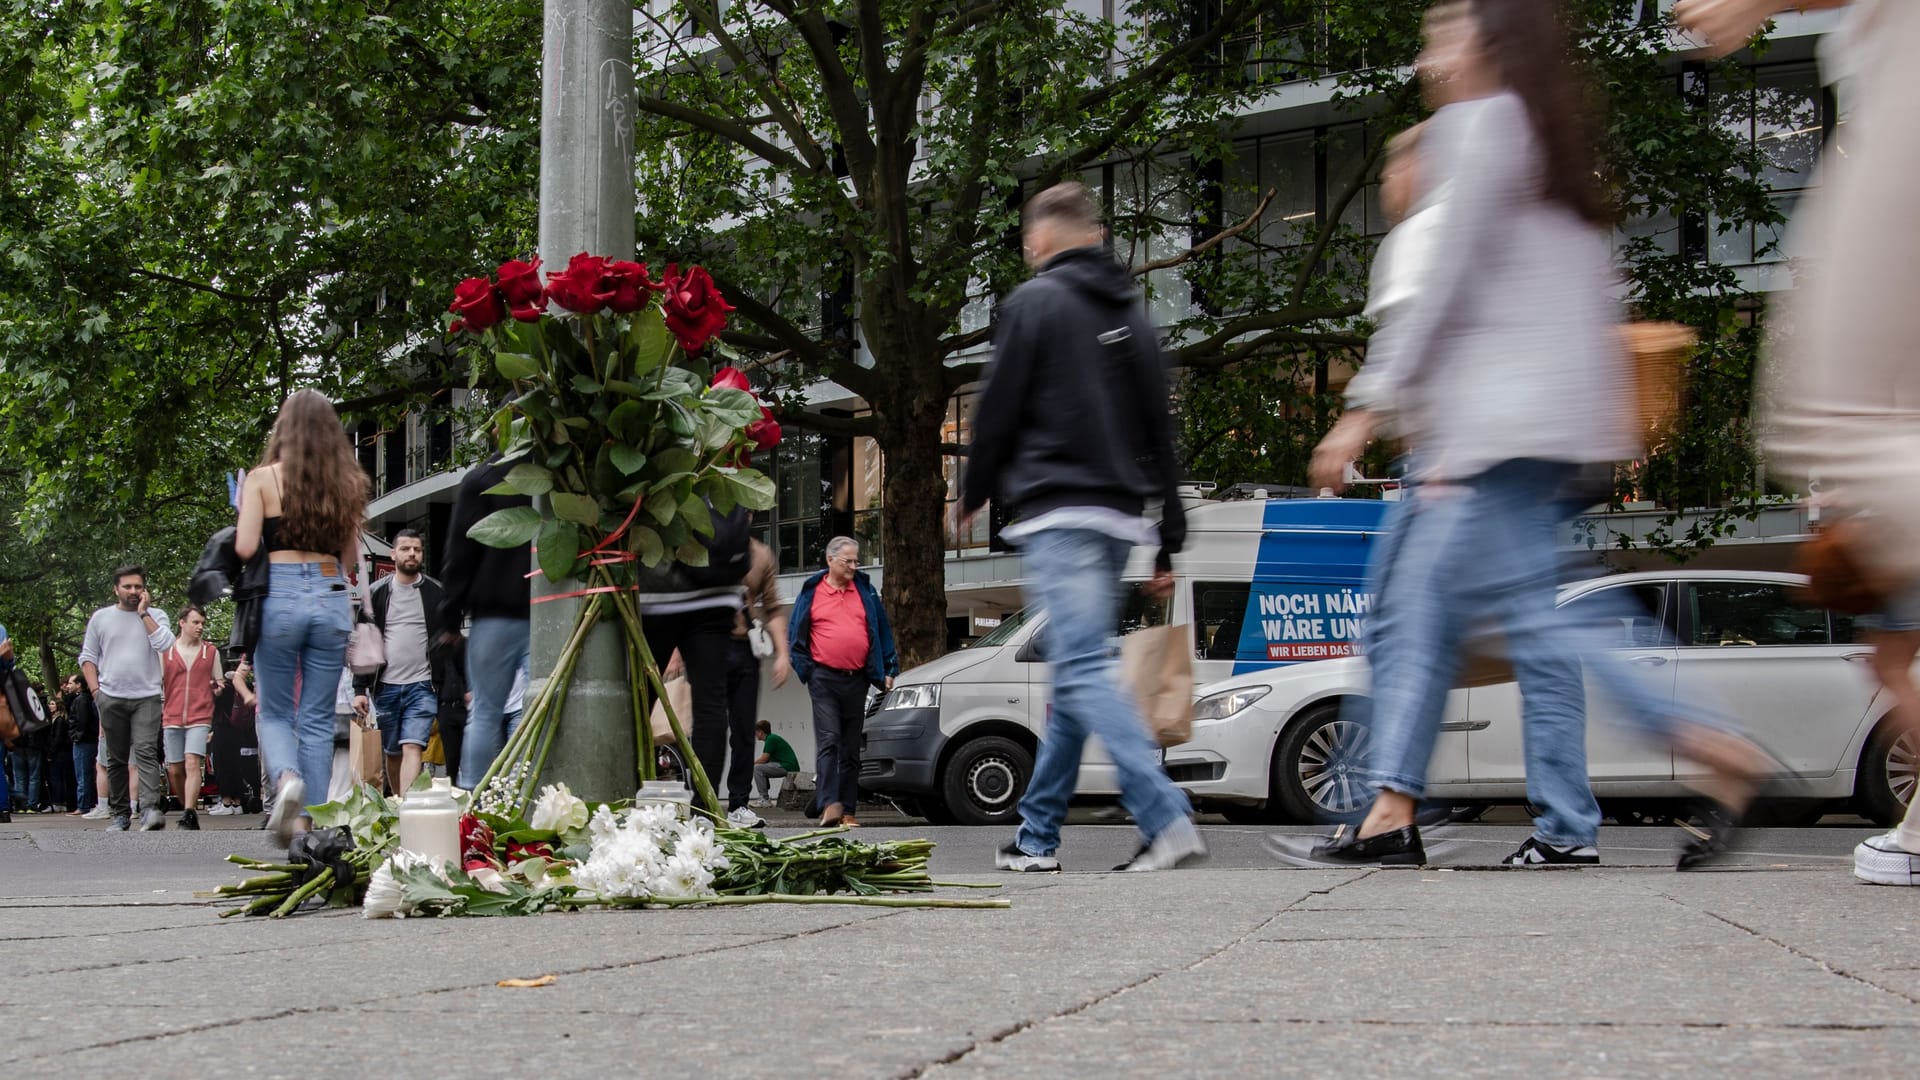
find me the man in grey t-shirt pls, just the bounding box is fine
[78,564,175,831]
[352,530,444,794]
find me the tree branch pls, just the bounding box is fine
[680,0,834,174]
[1289,81,1418,307]
[630,96,815,177]
[128,268,264,304]
[774,406,880,440]
[1132,187,1276,276]
[1171,303,1368,365]
[1181,329,1371,371]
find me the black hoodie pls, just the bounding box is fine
[437,452,532,626]
[959,245,1187,569]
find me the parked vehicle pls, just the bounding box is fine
[859,498,1389,825]
[1169,570,1917,826]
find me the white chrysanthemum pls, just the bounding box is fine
[363,857,410,919]
[630,802,678,835]
[529,783,591,834]
[587,804,621,845]
[673,827,724,869]
[652,852,715,898]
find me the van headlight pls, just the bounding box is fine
[880,684,940,711]
[1192,685,1272,721]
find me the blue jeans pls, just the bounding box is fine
[460,616,529,786]
[0,745,11,810]
[374,680,437,755]
[73,742,98,811]
[253,563,352,815]
[1014,528,1191,856]
[1367,460,1732,848]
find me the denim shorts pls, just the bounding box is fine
[374,680,438,755]
[162,724,211,763]
[1861,586,1920,633]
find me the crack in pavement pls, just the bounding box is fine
[894,870,1378,1079]
[1642,884,1920,1008]
[1054,1015,1920,1031]
[0,899,929,1067]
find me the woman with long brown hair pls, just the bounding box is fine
[235,389,367,843]
[1294,0,1768,870]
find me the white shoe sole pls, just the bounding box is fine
[267,780,305,846]
[1854,842,1920,886]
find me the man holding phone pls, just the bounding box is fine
[78,565,175,831]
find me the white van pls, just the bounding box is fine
[859,498,1389,825]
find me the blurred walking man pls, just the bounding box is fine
[79,565,175,831]
[956,181,1203,873]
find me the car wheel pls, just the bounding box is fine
[1857,722,1918,827]
[940,735,1032,827]
[1273,704,1372,824]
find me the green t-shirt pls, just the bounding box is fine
[762,731,799,772]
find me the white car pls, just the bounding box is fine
[1166,570,1918,826]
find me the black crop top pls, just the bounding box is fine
[261,515,289,552]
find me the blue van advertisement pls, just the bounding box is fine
[1234,584,1374,662]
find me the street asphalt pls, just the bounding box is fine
[2,808,1914,1078]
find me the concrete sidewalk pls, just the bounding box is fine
[2,822,1915,1078]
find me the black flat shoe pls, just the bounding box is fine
[1676,801,1737,870]
[1280,824,1426,866]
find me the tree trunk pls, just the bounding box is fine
[875,385,951,672]
[37,629,61,696]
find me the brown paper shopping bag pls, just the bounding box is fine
[349,719,385,790]
[1123,623,1194,748]
[647,673,693,746]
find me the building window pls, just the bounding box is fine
[1710,63,1824,266]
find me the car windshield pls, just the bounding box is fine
[971,608,1029,648]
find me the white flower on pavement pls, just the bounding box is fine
[362,859,408,919]
[529,783,590,833]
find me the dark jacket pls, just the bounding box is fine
[438,453,533,628]
[959,245,1187,570]
[66,689,97,745]
[352,574,446,693]
[788,569,899,691]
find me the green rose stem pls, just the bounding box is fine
[626,635,656,783]
[609,585,720,816]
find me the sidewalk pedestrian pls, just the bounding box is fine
[79,565,175,832]
[235,388,366,846]
[64,676,99,816]
[431,632,468,789]
[1678,0,1920,884]
[751,719,798,806]
[439,451,531,787]
[160,605,223,830]
[1299,0,1769,870]
[722,537,790,828]
[205,658,259,815]
[955,181,1203,873]
[351,529,444,795]
[788,538,898,828]
[0,622,10,821]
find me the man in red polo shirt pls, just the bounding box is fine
[788,536,898,827]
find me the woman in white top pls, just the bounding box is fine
[1296,0,1767,870]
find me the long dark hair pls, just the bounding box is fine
[1465,0,1611,228]
[259,389,367,556]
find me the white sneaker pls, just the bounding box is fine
[1853,830,1920,886]
[726,807,766,830]
[207,803,240,816]
[749,799,774,808]
[267,777,305,847]
[995,842,1061,873]
[81,805,112,820]
[1116,817,1208,872]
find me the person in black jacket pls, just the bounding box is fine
[954,180,1203,874]
[350,529,446,793]
[438,452,532,787]
[64,676,99,815]
[431,632,468,789]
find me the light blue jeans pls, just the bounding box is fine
[460,616,530,786]
[252,563,352,817]
[1014,528,1190,857]
[1368,460,1731,848]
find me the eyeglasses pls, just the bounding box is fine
[830,555,857,566]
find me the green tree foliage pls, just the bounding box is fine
[0,1,544,664]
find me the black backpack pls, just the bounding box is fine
[3,670,50,737]
[683,503,754,589]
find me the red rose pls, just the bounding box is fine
[747,405,782,451]
[496,257,544,307]
[509,301,544,323]
[662,263,734,353]
[505,838,555,863]
[448,277,505,334]
[708,366,750,393]
[544,252,617,314]
[458,814,498,866]
[607,261,662,315]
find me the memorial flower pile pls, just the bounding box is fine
[206,783,1007,918]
